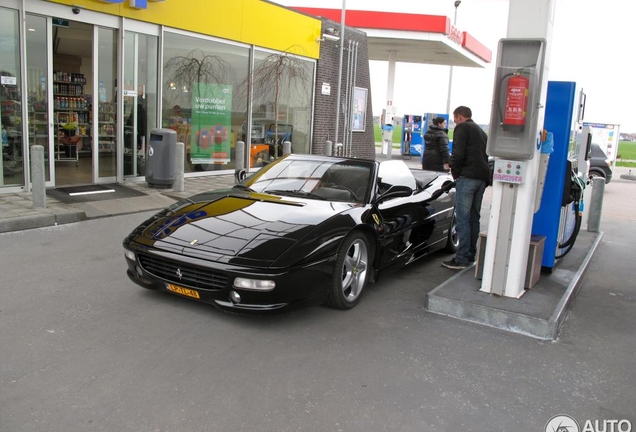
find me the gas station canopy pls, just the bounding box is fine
[293,8,492,68]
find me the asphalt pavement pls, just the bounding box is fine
[0,162,634,431]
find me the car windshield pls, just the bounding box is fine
[244,157,374,203]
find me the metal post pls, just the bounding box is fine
[445,1,461,115]
[325,140,333,156]
[235,141,246,183]
[348,42,359,157]
[334,0,347,147]
[587,176,605,233]
[342,39,353,155]
[174,142,185,192]
[30,145,46,208]
[283,140,291,155]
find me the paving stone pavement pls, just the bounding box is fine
[0,174,237,233]
[0,149,419,233]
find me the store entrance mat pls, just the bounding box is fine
[47,184,147,203]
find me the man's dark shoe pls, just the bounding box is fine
[442,258,469,269]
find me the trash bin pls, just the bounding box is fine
[145,128,176,188]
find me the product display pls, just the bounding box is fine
[1,82,23,177]
[53,71,91,165]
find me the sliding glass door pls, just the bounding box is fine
[123,31,158,178]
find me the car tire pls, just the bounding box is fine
[444,214,459,253]
[326,231,372,310]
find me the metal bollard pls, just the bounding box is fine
[30,145,46,208]
[283,140,291,155]
[174,142,185,192]
[235,141,246,184]
[325,140,333,156]
[587,176,605,233]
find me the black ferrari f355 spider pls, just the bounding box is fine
[123,154,457,313]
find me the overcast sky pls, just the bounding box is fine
[272,0,636,133]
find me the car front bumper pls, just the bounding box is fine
[123,244,334,314]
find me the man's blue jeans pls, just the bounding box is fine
[454,177,487,264]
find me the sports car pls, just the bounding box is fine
[123,154,457,313]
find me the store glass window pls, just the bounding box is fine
[0,8,23,188]
[162,32,249,173]
[97,27,118,179]
[26,14,50,183]
[250,49,314,167]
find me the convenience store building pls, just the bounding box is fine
[0,0,491,193]
[0,0,322,191]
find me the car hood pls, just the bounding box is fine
[132,192,355,265]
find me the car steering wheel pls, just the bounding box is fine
[330,184,358,201]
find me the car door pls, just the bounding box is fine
[373,161,437,268]
[375,192,436,268]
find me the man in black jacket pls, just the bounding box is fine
[443,106,490,269]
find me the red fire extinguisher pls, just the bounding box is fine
[502,73,529,131]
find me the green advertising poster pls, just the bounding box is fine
[190,83,232,164]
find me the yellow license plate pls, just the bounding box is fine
[167,283,200,299]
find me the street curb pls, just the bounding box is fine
[0,210,86,234]
[619,174,636,181]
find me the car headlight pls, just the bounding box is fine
[124,249,136,261]
[233,277,275,291]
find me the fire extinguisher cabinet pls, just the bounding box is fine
[145,128,177,188]
[486,38,547,160]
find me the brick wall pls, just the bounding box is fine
[312,18,375,160]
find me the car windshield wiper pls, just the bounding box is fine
[232,184,254,193]
[264,189,327,200]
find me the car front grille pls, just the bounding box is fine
[138,253,228,291]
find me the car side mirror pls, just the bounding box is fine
[376,184,413,202]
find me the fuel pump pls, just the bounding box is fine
[532,82,588,270]
[381,106,397,157]
[554,160,585,260]
[575,125,592,180]
[576,126,594,228]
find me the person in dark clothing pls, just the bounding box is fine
[442,106,490,270]
[422,116,450,172]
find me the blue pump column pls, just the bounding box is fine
[531,81,577,270]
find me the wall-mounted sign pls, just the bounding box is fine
[98,0,165,10]
[1,76,17,86]
[493,159,527,184]
[191,83,233,164]
[52,18,69,27]
[448,25,463,45]
[321,83,330,95]
[351,87,368,132]
[583,122,621,162]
